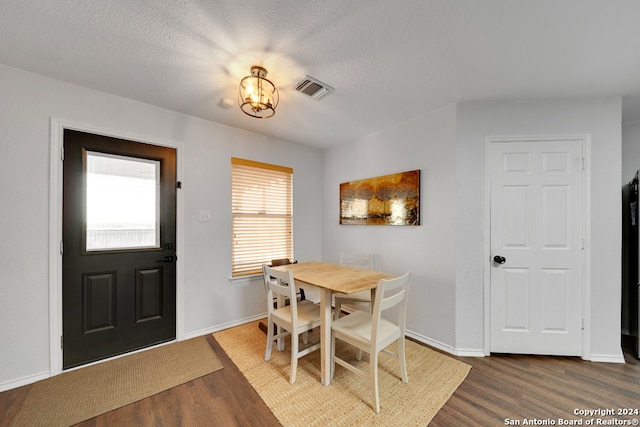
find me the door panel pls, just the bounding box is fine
[542,186,570,248]
[503,268,529,330]
[541,268,569,331]
[490,139,583,356]
[62,129,177,369]
[135,267,164,322]
[82,271,117,333]
[503,185,530,247]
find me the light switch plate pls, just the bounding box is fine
[198,210,211,222]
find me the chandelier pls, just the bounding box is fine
[238,66,279,119]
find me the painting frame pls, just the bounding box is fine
[339,169,420,226]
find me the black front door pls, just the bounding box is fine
[62,129,177,369]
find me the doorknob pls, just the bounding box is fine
[493,255,506,264]
[156,255,177,263]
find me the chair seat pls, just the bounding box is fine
[272,300,322,329]
[332,310,400,347]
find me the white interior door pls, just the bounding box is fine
[490,138,583,356]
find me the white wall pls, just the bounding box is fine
[0,62,626,389]
[456,97,623,359]
[323,97,624,360]
[622,120,640,183]
[322,106,458,350]
[0,64,323,389]
[322,97,624,360]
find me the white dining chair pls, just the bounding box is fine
[333,253,374,320]
[263,265,322,384]
[259,258,306,335]
[331,271,412,413]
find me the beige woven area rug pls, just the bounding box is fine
[10,336,222,427]
[214,320,471,426]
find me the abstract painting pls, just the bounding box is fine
[340,170,420,225]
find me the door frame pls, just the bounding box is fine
[49,118,184,375]
[482,133,591,360]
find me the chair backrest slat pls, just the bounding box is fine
[340,253,373,270]
[262,265,299,320]
[379,288,407,311]
[371,272,411,342]
[271,258,292,266]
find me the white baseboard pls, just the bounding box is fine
[454,348,486,357]
[183,314,266,340]
[589,352,626,364]
[405,329,484,358]
[0,370,50,393]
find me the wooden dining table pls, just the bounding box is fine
[272,261,394,386]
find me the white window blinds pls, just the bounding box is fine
[231,157,293,277]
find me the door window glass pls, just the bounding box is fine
[86,151,160,251]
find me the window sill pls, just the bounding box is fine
[228,274,261,285]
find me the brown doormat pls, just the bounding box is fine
[214,320,471,426]
[10,336,222,427]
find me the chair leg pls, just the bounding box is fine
[265,319,274,361]
[398,337,408,383]
[276,324,286,351]
[334,300,342,320]
[290,332,299,384]
[370,350,380,413]
[302,330,309,344]
[331,334,336,379]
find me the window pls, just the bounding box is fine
[86,151,160,251]
[231,157,293,277]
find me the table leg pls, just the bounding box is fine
[320,288,332,386]
[370,287,376,311]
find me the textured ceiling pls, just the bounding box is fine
[1,0,640,149]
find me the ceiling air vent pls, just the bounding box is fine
[294,75,334,100]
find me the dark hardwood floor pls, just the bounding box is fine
[430,336,640,426]
[1,334,638,427]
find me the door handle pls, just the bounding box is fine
[156,255,177,263]
[493,255,506,264]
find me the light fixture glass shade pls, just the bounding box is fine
[238,66,279,119]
